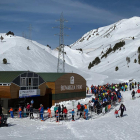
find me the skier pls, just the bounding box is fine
[56,110,59,122]
[30,104,34,119]
[9,107,14,118]
[26,103,30,116]
[63,107,68,120]
[0,115,1,127]
[80,104,84,118]
[61,105,64,120]
[125,84,127,91]
[84,108,88,120]
[90,101,94,111]
[84,104,87,118]
[130,83,132,91]
[119,104,126,117]
[117,93,121,102]
[131,89,135,99]
[91,85,94,94]
[135,82,137,88]
[58,104,61,120]
[77,102,81,116]
[114,109,119,118]
[70,109,75,121]
[40,104,44,121]
[54,105,58,117]
[0,104,2,115]
[38,104,42,119]
[23,106,26,117]
[47,107,52,118]
[18,107,22,118]
[31,99,34,105]
[86,86,89,94]
[132,82,134,89]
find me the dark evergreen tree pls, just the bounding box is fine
[3,58,7,64]
[138,54,140,64]
[88,62,92,69]
[137,46,140,53]
[134,59,137,63]
[6,31,14,36]
[115,66,119,71]
[126,57,130,64]
[27,46,30,50]
[0,36,4,42]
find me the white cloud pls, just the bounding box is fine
[0,0,124,24]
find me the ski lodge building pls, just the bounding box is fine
[0,71,86,113]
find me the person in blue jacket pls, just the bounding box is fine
[121,86,124,91]
[40,104,44,121]
[84,109,88,120]
[92,98,95,103]
[103,97,107,103]
[18,107,22,118]
[70,109,75,121]
[9,108,14,118]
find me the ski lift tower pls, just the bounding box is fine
[53,12,70,73]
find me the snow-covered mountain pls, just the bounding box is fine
[1,16,140,86]
[0,33,90,80]
[69,16,140,84]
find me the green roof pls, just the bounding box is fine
[37,73,66,82]
[0,71,25,83]
[0,71,67,83]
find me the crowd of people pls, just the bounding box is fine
[8,99,45,121]
[0,81,139,124]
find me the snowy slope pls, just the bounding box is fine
[0,33,91,81]
[71,17,140,51]
[67,17,140,85]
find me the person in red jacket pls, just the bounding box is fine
[77,102,81,116]
[38,104,42,119]
[63,107,68,120]
[0,115,1,127]
[114,109,119,118]
[26,103,30,116]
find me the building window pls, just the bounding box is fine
[20,77,39,90]
[3,84,7,86]
[21,78,26,86]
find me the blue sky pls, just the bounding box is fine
[0,0,140,49]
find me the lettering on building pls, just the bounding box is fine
[61,85,82,91]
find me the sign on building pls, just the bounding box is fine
[70,76,74,84]
[19,89,40,98]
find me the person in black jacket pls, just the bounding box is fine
[30,104,34,119]
[119,104,126,117]
[131,89,135,99]
[58,105,61,120]
[130,83,132,91]
[80,104,84,118]
[61,105,64,120]
[0,104,2,115]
